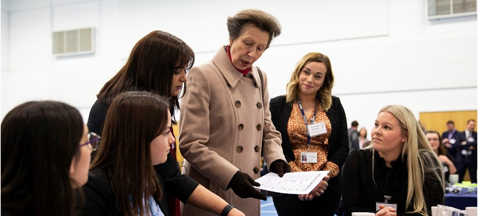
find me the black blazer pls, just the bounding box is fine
[455,130,477,163]
[442,130,460,157]
[270,95,349,193]
[77,169,168,216]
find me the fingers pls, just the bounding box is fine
[376,206,397,216]
[245,175,261,187]
[243,178,266,200]
[298,194,306,201]
[277,168,284,177]
[270,160,290,177]
[298,188,325,202]
[250,188,266,200]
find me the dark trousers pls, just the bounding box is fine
[272,189,341,216]
[456,154,477,183]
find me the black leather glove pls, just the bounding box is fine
[228,171,266,200]
[269,160,291,177]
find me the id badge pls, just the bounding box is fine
[450,138,456,144]
[468,137,475,142]
[300,152,317,163]
[376,202,397,211]
[307,122,327,137]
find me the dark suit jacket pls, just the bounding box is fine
[455,130,477,163]
[270,95,349,193]
[348,128,359,152]
[442,130,460,156]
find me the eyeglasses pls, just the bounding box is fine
[79,132,101,151]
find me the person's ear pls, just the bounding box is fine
[401,131,408,143]
[69,158,76,175]
[229,38,233,46]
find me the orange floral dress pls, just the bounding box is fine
[287,102,340,177]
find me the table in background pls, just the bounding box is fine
[444,187,477,210]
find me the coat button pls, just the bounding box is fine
[256,102,262,108]
[256,124,262,130]
[238,124,244,130]
[253,167,260,173]
[235,100,241,108]
[254,145,260,152]
[236,146,243,153]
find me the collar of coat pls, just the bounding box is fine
[213,46,261,89]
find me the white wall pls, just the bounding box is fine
[1,0,476,134]
[0,0,9,119]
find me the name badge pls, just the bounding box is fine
[468,137,475,142]
[376,202,397,211]
[450,138,456,144]
[301,152,317,163]
[307,122,327,137]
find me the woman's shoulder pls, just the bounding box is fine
[330,95,342,104]
[270,95,286,103]
[85,169,112,190]
[348,149,373,162]
[418,149,442,167]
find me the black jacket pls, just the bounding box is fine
[269,95,349,193]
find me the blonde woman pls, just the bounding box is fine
[270,52,349,216]
[342,105,444,216]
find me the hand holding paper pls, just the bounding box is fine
[254,171,329,194]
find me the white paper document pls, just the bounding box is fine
[254,171,329,194]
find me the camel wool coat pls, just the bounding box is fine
[179,46,286,216]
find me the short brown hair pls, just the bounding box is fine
[227,9,281,49]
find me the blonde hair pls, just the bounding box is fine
[374,105,444,215]
[285,52,334,111]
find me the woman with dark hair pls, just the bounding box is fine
[270,52,349,216]
[79,92,244,216]
[179,9,290,216]
[88,30,194,132]
[425,130,457,183]
[2,100,94,216]
[86,30,196,216]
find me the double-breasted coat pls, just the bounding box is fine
[179,46,286,216]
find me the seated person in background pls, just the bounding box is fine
[2,101,92,216]
[359,127,369,149]
[425,130,457,184]
[342,105,444,216]
[77,92,244,216]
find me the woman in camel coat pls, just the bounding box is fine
[179,9,289,216]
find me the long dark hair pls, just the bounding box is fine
[91,91,170,216]
[1,101,84,215]
[97,30,194,120]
